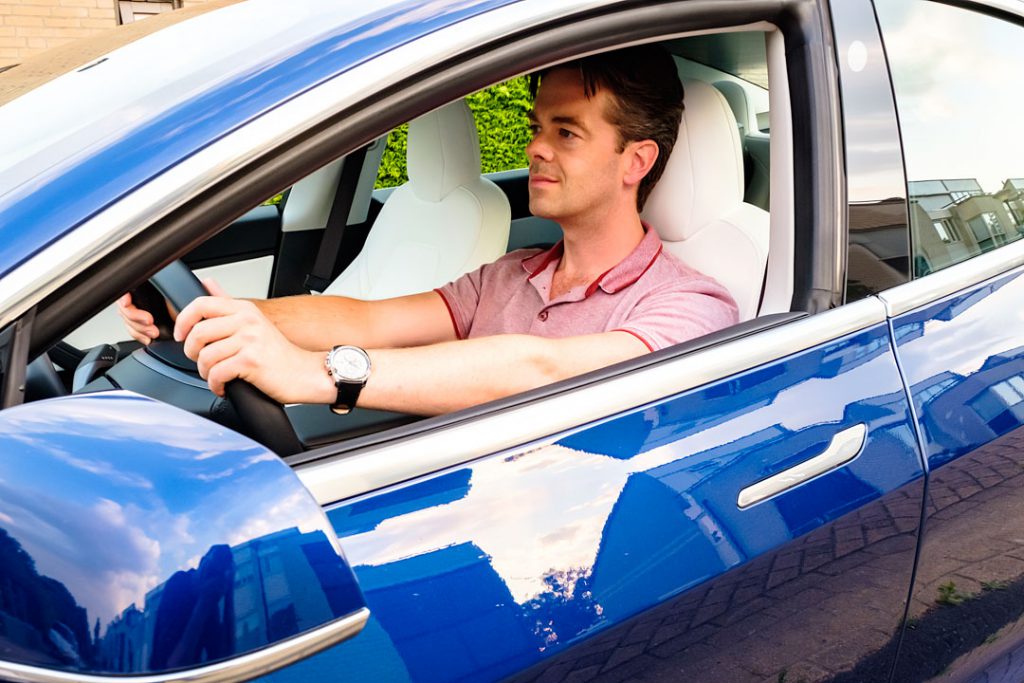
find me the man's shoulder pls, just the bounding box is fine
[648,248,729,293]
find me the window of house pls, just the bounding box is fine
[117,0,182,25]
[932,219,960,244]
[1003,200,1024,228]
[967,212,1005,252]
[875,0,1024,276]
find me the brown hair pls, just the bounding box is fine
[530,45,685,211]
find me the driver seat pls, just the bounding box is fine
[641,79,769,321]
[324,100,511,299]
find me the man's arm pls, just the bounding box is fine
[120,288,456,351]
[358,332,648,414]
[252,291,456,350]
[174,296,648,415]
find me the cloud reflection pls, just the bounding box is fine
[0,392,330,634]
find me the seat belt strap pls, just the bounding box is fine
[304,145,369,293]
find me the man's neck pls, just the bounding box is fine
[556,209,646,283]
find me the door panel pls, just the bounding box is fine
[888,267,1024,681]
[260,319,924,682]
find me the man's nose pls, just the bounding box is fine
[526,134,552,161]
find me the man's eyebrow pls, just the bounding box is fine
[528,111,588,132]
[552,115,588,133]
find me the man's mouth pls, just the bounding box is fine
[529,174,558,186]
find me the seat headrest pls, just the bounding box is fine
[642,79,744,242]
[407,99,482,202]
[712,80,752,135]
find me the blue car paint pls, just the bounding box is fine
[888,264,1024,680]
[0,0,519,280]
[258,323,924,681]
[0,391,364,675]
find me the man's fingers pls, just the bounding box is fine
[174,296,254,342]
[195,336,244,394]
[182,315,247,361]
[118,296,154,325]
[117,292,159,344]
[201,277,228,298]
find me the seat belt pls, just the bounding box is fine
[304,145,369,293]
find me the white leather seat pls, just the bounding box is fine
[641,79,770,321]
[324,100,511,299]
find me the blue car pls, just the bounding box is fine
[2,0,1024,680]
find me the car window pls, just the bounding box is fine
[375,77,532,188]
[875,0,1024,277]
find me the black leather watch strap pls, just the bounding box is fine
[331,381,362,415]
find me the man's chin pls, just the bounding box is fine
[528,199,560,221]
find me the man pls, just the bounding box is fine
[120,46,737,416]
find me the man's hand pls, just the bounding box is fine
[174,296,333,404]
[117,291,163,345]
[117,278,226,346]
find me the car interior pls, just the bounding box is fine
[23,28,795,453]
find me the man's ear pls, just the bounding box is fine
[622,139,660,188]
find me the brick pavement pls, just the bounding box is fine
[513,429,1024,683]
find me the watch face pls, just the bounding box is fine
[331,346,371,382]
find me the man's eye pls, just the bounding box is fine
[559,128,576,140]
[528,124,540,136]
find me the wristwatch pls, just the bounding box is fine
[325,345,371,415]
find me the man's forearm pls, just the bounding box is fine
[254,290,455,351]
[255,295,370,350]
[353,332,648,415]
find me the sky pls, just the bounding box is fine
[876,0,1024,194]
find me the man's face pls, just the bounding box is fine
[526,68,629,224]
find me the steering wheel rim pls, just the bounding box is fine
[148,260,304,455]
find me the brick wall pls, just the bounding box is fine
[0,0,209,68]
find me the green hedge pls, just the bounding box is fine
[375,76,533,188]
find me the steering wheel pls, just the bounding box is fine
[147,260,304,455]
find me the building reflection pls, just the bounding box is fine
[909,178,1024,276]
[0,528,91,669]
[0,525,353,675]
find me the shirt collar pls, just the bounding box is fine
[521,224,663,297]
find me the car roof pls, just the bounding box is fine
[0,0,520,280]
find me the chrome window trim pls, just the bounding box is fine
[296,298,887,505]
[0,607,369,683]
[879,238,1024,317]
[0,0,626,331]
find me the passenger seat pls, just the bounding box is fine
[324,100,511,299]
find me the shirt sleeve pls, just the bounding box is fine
[435,266,485,340]
[613,278,739,352]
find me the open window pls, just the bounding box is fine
[5,0,841,481]
[26,24,797,454]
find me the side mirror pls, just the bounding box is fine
[0,392,367,681]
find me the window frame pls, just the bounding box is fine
[4,0,840,505]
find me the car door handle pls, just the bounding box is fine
[737,423,867,509]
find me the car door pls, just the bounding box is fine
[273,312,923,683]
[868,1,1024,680]
[254,5,926,680]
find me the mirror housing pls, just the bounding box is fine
[0,392,366,681]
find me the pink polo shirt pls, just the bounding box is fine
[436,227,738,352]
